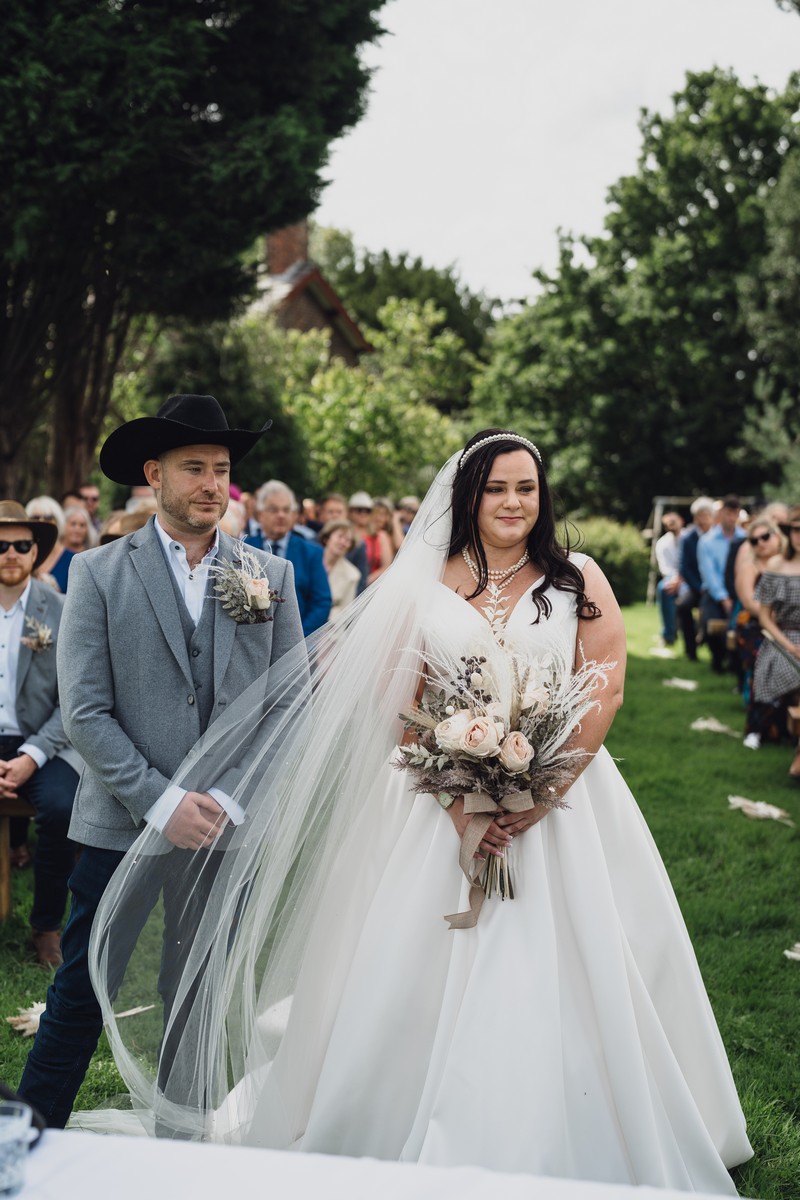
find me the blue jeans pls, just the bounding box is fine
[0,737,78,931]
[18,843,222,1128]
[656,580,678,645]
[18,847,126,1126]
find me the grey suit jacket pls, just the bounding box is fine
[15,579,82,774]
[59,519,305,850]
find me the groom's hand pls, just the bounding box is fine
[163,791,229,850]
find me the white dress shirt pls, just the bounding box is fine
[144,518,244,832]
[153,516,219,625]
[655,530,680,583]
[0,580,49,767]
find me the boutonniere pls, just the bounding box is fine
[210,548,283,625]
[21,616,54,653]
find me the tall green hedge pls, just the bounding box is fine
[567,517,649,607]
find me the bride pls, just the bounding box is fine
[85,430,752,1192]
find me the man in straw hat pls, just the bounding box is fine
[19,395,304,1127]
[0,502,82,966]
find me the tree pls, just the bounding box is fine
[0,0,386,495]
[473,70,800,520]
[310,224,496,366]
[255,298,470,496]
[734,149,800,498]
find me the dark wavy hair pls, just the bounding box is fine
[448,429,601,624]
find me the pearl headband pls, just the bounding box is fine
[458,433,542,470]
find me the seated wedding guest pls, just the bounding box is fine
[77,483,102,532]
[290,497,316,541]
[0,502,81,966]
[24,497,71,593]
[676,497,714,661]
[654,510,684,648]
[60,490,84,512]
[246,480,331,636]
[62,506,97,555]
[349,491,393,585]
[301,498,323,535]
[373,495,407,557]
[735,515,786,748]
[125,484,155,513]
[753,506,800,778]
[99,504,158,545]
[219,497,246,538]
[698,495,744,673]
[319,493,369,595]
[319,520,361,622]
[397,495,419,535]
[239,491,261,539]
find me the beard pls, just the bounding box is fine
[159,476,228,532]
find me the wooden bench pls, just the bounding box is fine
[0,799,35,920]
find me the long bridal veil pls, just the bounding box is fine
[80,454,460,1140]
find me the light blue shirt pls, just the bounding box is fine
[697,525,743,602]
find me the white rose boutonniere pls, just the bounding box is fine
[21,616,54,653]
[211,548,283,624]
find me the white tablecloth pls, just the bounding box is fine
[22,1130,741,1200]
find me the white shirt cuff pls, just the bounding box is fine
[207,787,246,827]
[144,784,246,831]
[143,784,185,831]
[18,743,47,770]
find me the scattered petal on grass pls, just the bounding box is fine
[728,795,795,826]
[649,647,677,659]
[783,944,800,962]
[6,1000,155,1037]
[6,1001,45,1036]
[663,677,699,691]
[691,716,739,737]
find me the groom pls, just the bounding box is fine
[19,395,304,1127]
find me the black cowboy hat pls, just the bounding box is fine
[0,500,59,561]
[99,394,271,486]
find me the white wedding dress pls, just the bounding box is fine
[217,560,752,1193]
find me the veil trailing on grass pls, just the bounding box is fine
[80,453,460,1140]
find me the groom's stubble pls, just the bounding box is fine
[149,444,231,538]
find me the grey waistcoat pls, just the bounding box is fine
[163,565,217,735]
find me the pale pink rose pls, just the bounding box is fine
[498,731,535,773]
[457,716,504,758]
[434,710,474,753]
[245,577,274,610]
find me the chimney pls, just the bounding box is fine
[266,221,309,276]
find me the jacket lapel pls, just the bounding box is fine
[129,521,194,688]
[212,531,238,696]
[15,581,46,700]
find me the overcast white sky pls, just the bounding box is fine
[315,0,800,302]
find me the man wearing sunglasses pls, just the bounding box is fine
[0,501,81,967]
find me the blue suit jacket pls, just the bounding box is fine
[245,530,332,637]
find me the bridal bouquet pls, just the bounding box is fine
[395,643,611,925]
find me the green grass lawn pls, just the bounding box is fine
[1,602,799,1196]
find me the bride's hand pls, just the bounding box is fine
[495,805,549,837]
[448,796,512,859]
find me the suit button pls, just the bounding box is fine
[192,648,200,657]
[188,695,195,705]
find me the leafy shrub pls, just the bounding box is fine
[566,517,648,607]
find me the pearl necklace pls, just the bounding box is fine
[462,546,529,584]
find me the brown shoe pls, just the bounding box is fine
[9,845,31,870]
[31,929,63,968]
